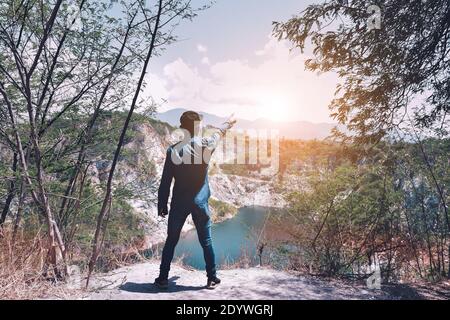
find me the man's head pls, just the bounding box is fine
[180,110,202,137]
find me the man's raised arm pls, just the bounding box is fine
[202,114,237,150]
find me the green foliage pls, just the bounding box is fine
[285,163,398,275]
[279,138,449,281]
[209,198,238,223]
[273,0,450,143]
[278,139,359,176]
[72,183,144,249]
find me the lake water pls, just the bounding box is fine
[172,206,272,270]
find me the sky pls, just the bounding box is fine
[142,0,339,123]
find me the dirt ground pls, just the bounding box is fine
[67,262,449,300]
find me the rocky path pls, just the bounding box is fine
[84,262,390,300]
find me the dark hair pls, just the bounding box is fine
[180,111,202,136]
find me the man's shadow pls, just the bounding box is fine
[119,276,206,294]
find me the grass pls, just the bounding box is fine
[0,221,154,299]
[0,226,82,299]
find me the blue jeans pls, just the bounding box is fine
[159,202,216,279]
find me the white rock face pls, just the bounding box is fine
[209,174,284,208]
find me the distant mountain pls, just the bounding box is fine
[156,108,227,128]
[155,108,339,140]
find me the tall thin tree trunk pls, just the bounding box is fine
[410,123,450,278]
[447,246,450,279]
[1,82,66,277]
[404,205,423,277]
[1,0,67,277]
[0,153,18,227]
[86,0,164,288]
[57,13,137,233]
[12,180,26,245]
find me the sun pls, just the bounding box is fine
[258,93,291,121]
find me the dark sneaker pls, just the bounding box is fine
[206,276,221,290]
[154,277,168,290]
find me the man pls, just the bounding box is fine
[154,110,236,290]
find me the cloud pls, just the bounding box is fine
[201,57,210,65]
[197,44,208,53]
[146,36,339,122]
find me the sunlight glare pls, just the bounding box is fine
[258,93,292,121]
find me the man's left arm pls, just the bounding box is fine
[157,148,174,217]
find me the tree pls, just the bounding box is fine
[273,0,450,144]
[274,0,450,280]
[1,0,129,277]
[0,0,198,279]
[85,0,199,287]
